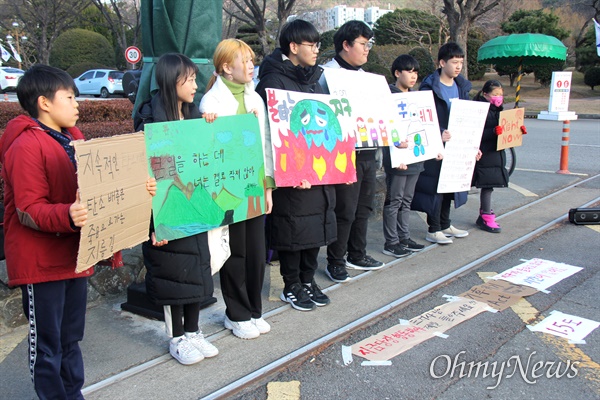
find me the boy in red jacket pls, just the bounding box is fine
[0,65,155,399]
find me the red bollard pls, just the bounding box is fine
[556,120,570,174]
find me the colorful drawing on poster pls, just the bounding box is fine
[144,114,265,241]
[437,99,489,193]
[323,68,393,148]
[265,88,357,187]
[388,91,444,167]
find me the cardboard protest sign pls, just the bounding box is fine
[497,108,525,150]
[491,258,583,292]
[351,323,435,361]
[323,68,393,148]
[459,279,538,311]
[528,310,599,343]
[388,90,444,167]
[73,132,152,272]
[437,99,489,193]
[265,88,356,186]
[144,114,265,242]
[409,298,490,333]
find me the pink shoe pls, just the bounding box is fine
[476,211,501,233]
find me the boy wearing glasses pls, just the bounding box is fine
[256,20,336,312]
[319,20,384,283]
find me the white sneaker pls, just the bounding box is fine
[169,336,204,365]
[442,225,469,238]
[426,231,453,244]
[185,331,219,358]
[224,315,260,339]
[252,317,271,334]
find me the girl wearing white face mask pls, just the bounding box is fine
[472,80,526,233]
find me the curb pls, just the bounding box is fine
[524,112,600,119]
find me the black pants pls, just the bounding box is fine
[427,193,453,232]
[219,216,266,321]
[279,247,320,288]
[21,278,87,400]
[327,154,377,264]
[170,302,201,337]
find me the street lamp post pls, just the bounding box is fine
[6,21,27,69]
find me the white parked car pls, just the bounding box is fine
[75,69,124,98]
[0,66,24,93]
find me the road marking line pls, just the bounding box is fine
[585,225,600,233]
[515,168,588,176]
[0,326,28,364]
[481,272,600,394]
[509,182,539,197]
[269,262,284,302]
[267,381,300,400]
[570,144,600,148]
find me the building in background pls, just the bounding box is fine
[289,4,393,32]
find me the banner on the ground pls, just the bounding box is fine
[388,90,444,167]
[265,88,357,186]
[144,114,265,241]
[351,323,435,361]
[437,99,489,193]
[491,258,583,292]
[73,133,152,272]
[497,108,525,150]
[528,310,599,343]
[323,68,392,148]
[459,279,538,311]
[409,297,490,333]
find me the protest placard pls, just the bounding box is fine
[437,99,489,193]
[388,90,444,167]
[491,258,583,292]
[323,68,392,148]
[144,114,265,241]
[459,279,538,311]
[265,88,357,186]
[497,108,525,150]
[409,297,490,333]
[351,323,435,361]
[73,132,152,272]
[528,310,599,343]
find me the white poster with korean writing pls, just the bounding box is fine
[437,99,489,193]
[73,133,153,272]
[388,90,445,167]
[491,258,583,292]
[265,88,357,186]
[323,68,394,148]
[409,297,490,333]
[528,310,599,343]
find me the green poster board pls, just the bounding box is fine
[144,114,265,241]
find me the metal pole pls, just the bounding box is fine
[515,59,522,109]
[556,120,570,174]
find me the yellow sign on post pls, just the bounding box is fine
[73,132,153,272]
[497,107,525,150]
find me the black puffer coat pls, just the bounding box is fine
[256,48,337,251]
[134,94,214,306]
[471,98,509,188]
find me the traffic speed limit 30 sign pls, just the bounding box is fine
[125,46,142,64]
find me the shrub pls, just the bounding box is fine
[409,47,436,82]
[584,67,600,90]
[50,28,115,71]
[534,62,565,87]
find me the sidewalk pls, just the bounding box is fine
[2,167,598,399]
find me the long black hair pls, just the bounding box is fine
[155,53,199,121]
[475,79,503,101]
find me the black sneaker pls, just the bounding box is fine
[280,283,315,311]
[302,281,330,306]
[345,255,385,270]
[326,264,351,283]
[400,238,425,252]
[382,243,410,258]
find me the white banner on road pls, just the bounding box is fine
[491,258,583,292]
[528,310,599,343]
[437,99,489,193]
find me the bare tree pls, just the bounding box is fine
[3,0,91,65]
[386,18,438,53]
[573,0,600,48]
[224,0,270,56]
[90,0,141,67]
[442,0,500,77]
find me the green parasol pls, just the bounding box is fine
[133,0,223,115]
[477,33,567,107]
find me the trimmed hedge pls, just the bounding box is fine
[50,28,116,71]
